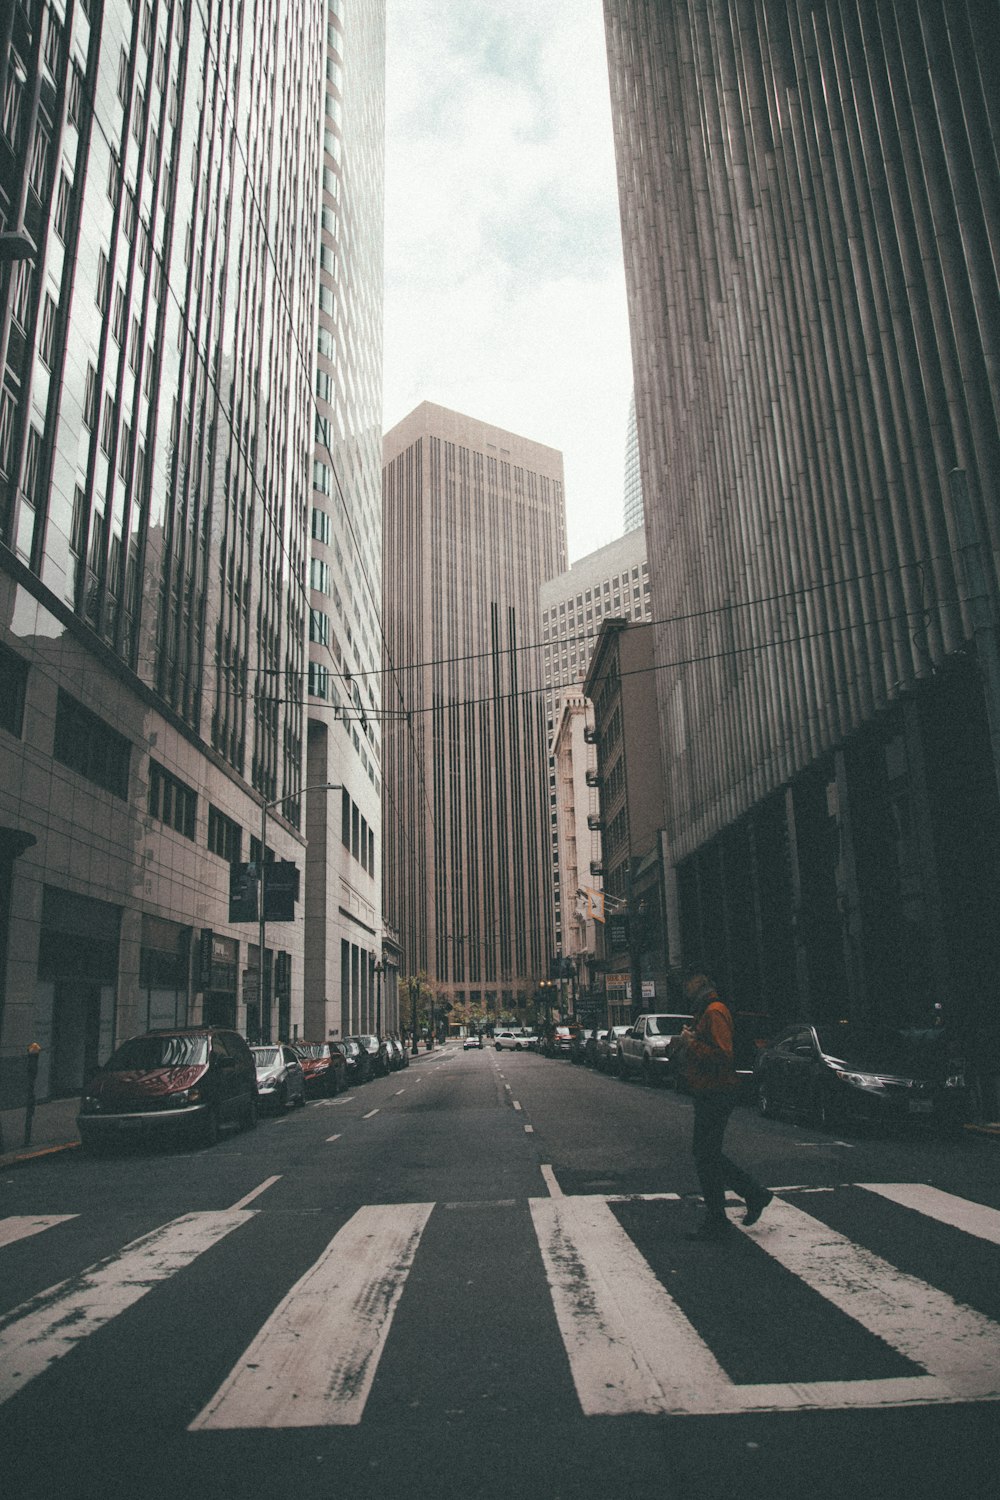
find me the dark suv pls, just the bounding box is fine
[77,1027,258,1150]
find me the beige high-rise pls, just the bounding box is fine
[383,403,567,1020]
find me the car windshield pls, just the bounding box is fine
[106,1035,209,1070]
[296,1044,328,1059]
[342,1041,359,1055]
[649,1016,690,1035]
[252,1047,281,1067]
[815,1026,939,1074]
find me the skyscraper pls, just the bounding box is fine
[622,390,643,534]
[305,0,387,1043]
[382,402,566,1020]
[0,1,383,1100]
[605,1,1000,1037]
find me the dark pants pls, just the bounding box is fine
[692,1093,764,1220]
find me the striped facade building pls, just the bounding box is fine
[605,1,1000,1052]
[382,402,566,1020]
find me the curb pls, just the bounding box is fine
[964,1122,1000,1139]
[0,1140,80,1169]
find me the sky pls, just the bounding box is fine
[383,0,635,564]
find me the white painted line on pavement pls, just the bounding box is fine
[363,1108,379,1119]
[858,1183,1000,1246]
[744,1197,1000,1402]
[332,1096,355,1105]
[229,1176,281,1210]
[0,1215,77,1248]
[540,1165,562,1198]
[326,1134,342,1143]
[530,1195,732,1416]
[503,1083,512,1092]
[0,1212,254,1405]
[394,1089,406,1096]
[190,1202,434,1429]
[524,1124,534,1133]
[512,1101,522,1111]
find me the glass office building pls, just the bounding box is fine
[0,0,383,1100]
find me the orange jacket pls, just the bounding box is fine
[685,999,739,1094]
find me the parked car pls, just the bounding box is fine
[294,1041,348,1097]
[595,1026,630,1072]
[383,1037,404,1070]
[252,1044,307,1112]
[542,1025,577,1057]
[463,1033,484,1050]
[77,1027,258,1150]
[754,1022,970,1131]
[618,1013,693,1085]
[353,1033,390,1078]
[336,1038,366,1085]
[569,1028,596,1064]
[494,1028,534,1052]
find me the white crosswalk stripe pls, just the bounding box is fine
[0,1215,76,1249]
[189,1202,434,1429]
[0,1211,254,1405]
[2,1185,998,1425]
[858,1182,1000,1245]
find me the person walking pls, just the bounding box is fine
[677,974,772,1241]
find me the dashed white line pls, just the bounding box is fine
[524,1124,534,1133]
[363,1108,380,1119]
[512,1101,522,1111]
[230,1176,282,1210]
[394,1089,406,1096]
[326,1134,342,1144]
[540,1165,562,1198]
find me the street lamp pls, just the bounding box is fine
[257,781,342,1043]
[374,960,384,1036]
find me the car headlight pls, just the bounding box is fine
[944,1072,965,1088]
[835,1069,885,1090]
[169,1088,201,1107]
[81,1095,101,1114]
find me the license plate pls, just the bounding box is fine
[908,1099,933,1114]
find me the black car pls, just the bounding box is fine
[78,1027,258,1150]
[353,1033,390,1078]
[754,1021,969,1131]
[336,1038,366,1084]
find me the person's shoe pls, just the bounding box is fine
[742,1189,773,1227]
[685,1217,731,1241]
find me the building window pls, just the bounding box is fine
[309,608,330,646]
[22,425,42,505]
[10,261,32,331]
[118,47,129,106]
[0,642,28,738]
[67,65,83,127]
[54,173,72,240]
[148,759,196,838]
[307,662,329,698]
[54,691,131,798]
[83,365,98,429]
[310,558,330,595]
[0,389,16,476]
[208,805,241,862]
[112,285,126,343]
[101,393,116,455]
[311,507,330,543]
[39,296,58,368]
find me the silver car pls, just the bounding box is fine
[251,1044,307,1112]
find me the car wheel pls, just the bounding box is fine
[200,1108,220,1147]
[241,1095,258,1131]
[642,1057,656,1087]
[295,1083,307,1107]
[811,1086,828,1129]
[618,1052,628,1079]
[756,1078,774,1117]
[278,1082,289,1111]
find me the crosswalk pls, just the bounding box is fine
[2,1184,998,1426]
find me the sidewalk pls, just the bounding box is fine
[0,1094,80,1169]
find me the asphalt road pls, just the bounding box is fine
[1,1043,998,1500]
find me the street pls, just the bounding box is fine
[1,1043,999,1500]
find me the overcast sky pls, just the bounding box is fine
[383,0,635,564]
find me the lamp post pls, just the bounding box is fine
[408,976,420,1055]
[374,960,384,1036]
[257,781,342,1043]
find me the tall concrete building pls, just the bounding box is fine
[605,1,1000,1047]
[304,0,389,1043]
[622,390,643,534]
[0,0,383,1104]
[383,402,566,1019]
[539,528,651,953]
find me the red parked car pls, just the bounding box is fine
[294,1041,348,1097]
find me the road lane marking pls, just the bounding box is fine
[0,1212,254,1405]
[857,1183,1000,1245]
[326,1134,342,1143]
[0,1215,77,1248]
[530,1193,1000,1414]
[524,1125,534,1133]
[394,1090,406,1096]
[744,1197,1000,1402]
[363,1109,379,1119]
[540,1166,562,1198]
[333,1096,355,1105]
[530,1195,732,1416]
[229,1177,281,1210]
[189,1203,434,1429]
[512,1101,522,1111]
